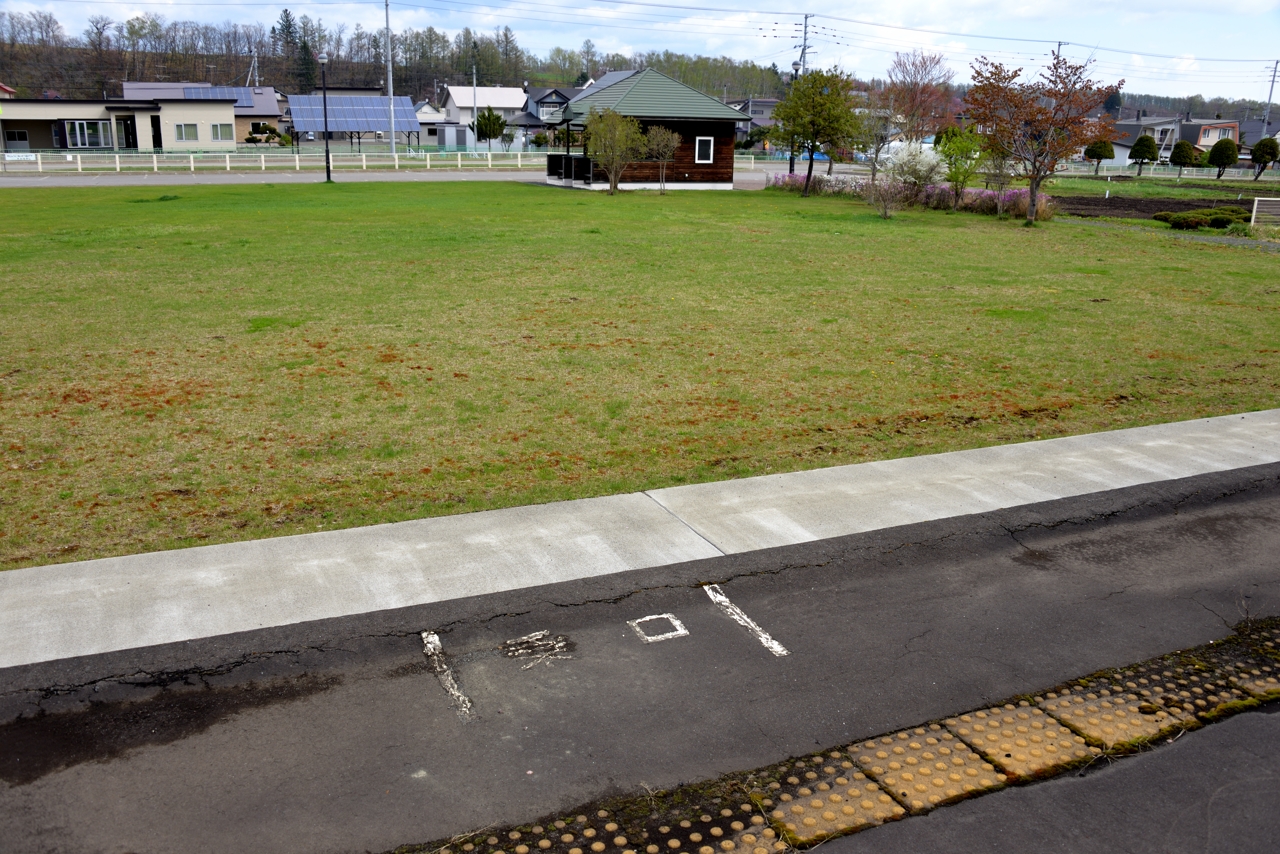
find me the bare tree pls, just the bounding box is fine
[886,50,953,141]
[646,125,681,194]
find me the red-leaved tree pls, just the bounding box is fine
[965,53,1122,224]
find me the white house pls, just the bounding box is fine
[440,86,527,127]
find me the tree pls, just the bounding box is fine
[965,52,1122,224]
[936,126,984,210]
[1169,139,1198,178]
[886,50,954,141]
[293,39,318,93]
[1128,134,1158,177]
[850,89,893,184]
[475,106,506,151]
[1083,139,1114,174]
[1207,137,1239,179]
[769,69,859,197]
[645,125,681,195]
[585,107,645,195]
[1250,136,1279,181]
[1103,91,1123,116]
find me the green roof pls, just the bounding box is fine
[559,68,748,125]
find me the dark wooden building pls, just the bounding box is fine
[546,69,748,191]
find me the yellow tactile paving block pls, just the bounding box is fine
[852,725,1006,813]
[947,704,1100,779]
[757,753,905,844]
[1217,658,1280,700]
[650,809,782,854]
[1038,682,1192,748]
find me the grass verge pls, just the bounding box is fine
[1,181,1278,570]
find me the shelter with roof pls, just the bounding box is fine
[286,94,421,148]
[547,68,747,190]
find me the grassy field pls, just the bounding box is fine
[2,181,1278,571]
[1045,174,1276,199]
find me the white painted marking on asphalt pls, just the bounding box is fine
[702,584,789,657]
[628,613,690,643]
[502,629,574,669]
[421,631,473,719]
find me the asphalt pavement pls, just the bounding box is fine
[2,461,1278,854]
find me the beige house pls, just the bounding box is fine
[0,97,237,153]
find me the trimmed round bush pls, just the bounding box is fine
[1153,211,1174,223]
[1168,213,1209,230]
[1208,215,1234,229]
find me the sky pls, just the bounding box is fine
[7,0,1280,100]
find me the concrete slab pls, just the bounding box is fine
[0,493,721,669]
[0,410,1277,670]
[647,410,1280,553]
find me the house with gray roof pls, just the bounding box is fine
[547,68,748,190]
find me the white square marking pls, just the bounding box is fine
[628,613,690,643]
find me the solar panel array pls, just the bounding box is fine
[184,86,255,108]
[287,96,421,133]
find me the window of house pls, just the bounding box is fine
[211,123,234,141]
[751,109,764,115]
[1219,128,1233,140]
[175,123,198,141]
[65,120,112,148]
[5,130,28,143]
[695,136,714,163]
[251,121,269,134]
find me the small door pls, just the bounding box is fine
[116,116,138,150]
[3,129,30,151]
[150,114,163,151]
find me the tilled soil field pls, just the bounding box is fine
[1056,195,1249,219]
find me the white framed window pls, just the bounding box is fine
[695,136,714,163]
[65,120,112,148]
[175,123,198,141]
[210,123,234,141]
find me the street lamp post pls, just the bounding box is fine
[789,60,802,175]
[318,53,332,183]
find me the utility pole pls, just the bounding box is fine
[800,13,812,76]
[1264,60,1279,133]
[385,0,395,155]
[473,62,478,151]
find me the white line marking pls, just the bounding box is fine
[421,631,473,719]
[628,613,690,643]
[702,584,790,656]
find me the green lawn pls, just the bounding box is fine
[1045,174,1274,199]
[2,181,1278,571]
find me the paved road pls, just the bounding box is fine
[2,462,1278,853]
[0,163,805,190]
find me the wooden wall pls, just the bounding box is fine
[590,119,736,184]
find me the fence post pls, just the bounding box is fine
[487,151,492,169]
[152,153,158,172]
[426,152,431,169]
[189,153,195,172]
[362,153,367,170]
[517,151,521,168]
[260,153,265,171]
[457,151,462,169]
[115,153,121,172]
[77,154,82,172]
[394,152,399,170]
[225,154,231,171]
[36,152,42,172]
[295,153,300,171]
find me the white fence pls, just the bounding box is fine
[1058,161,1277,181]
[1252,198,1280,226]
[0,150,549,174]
